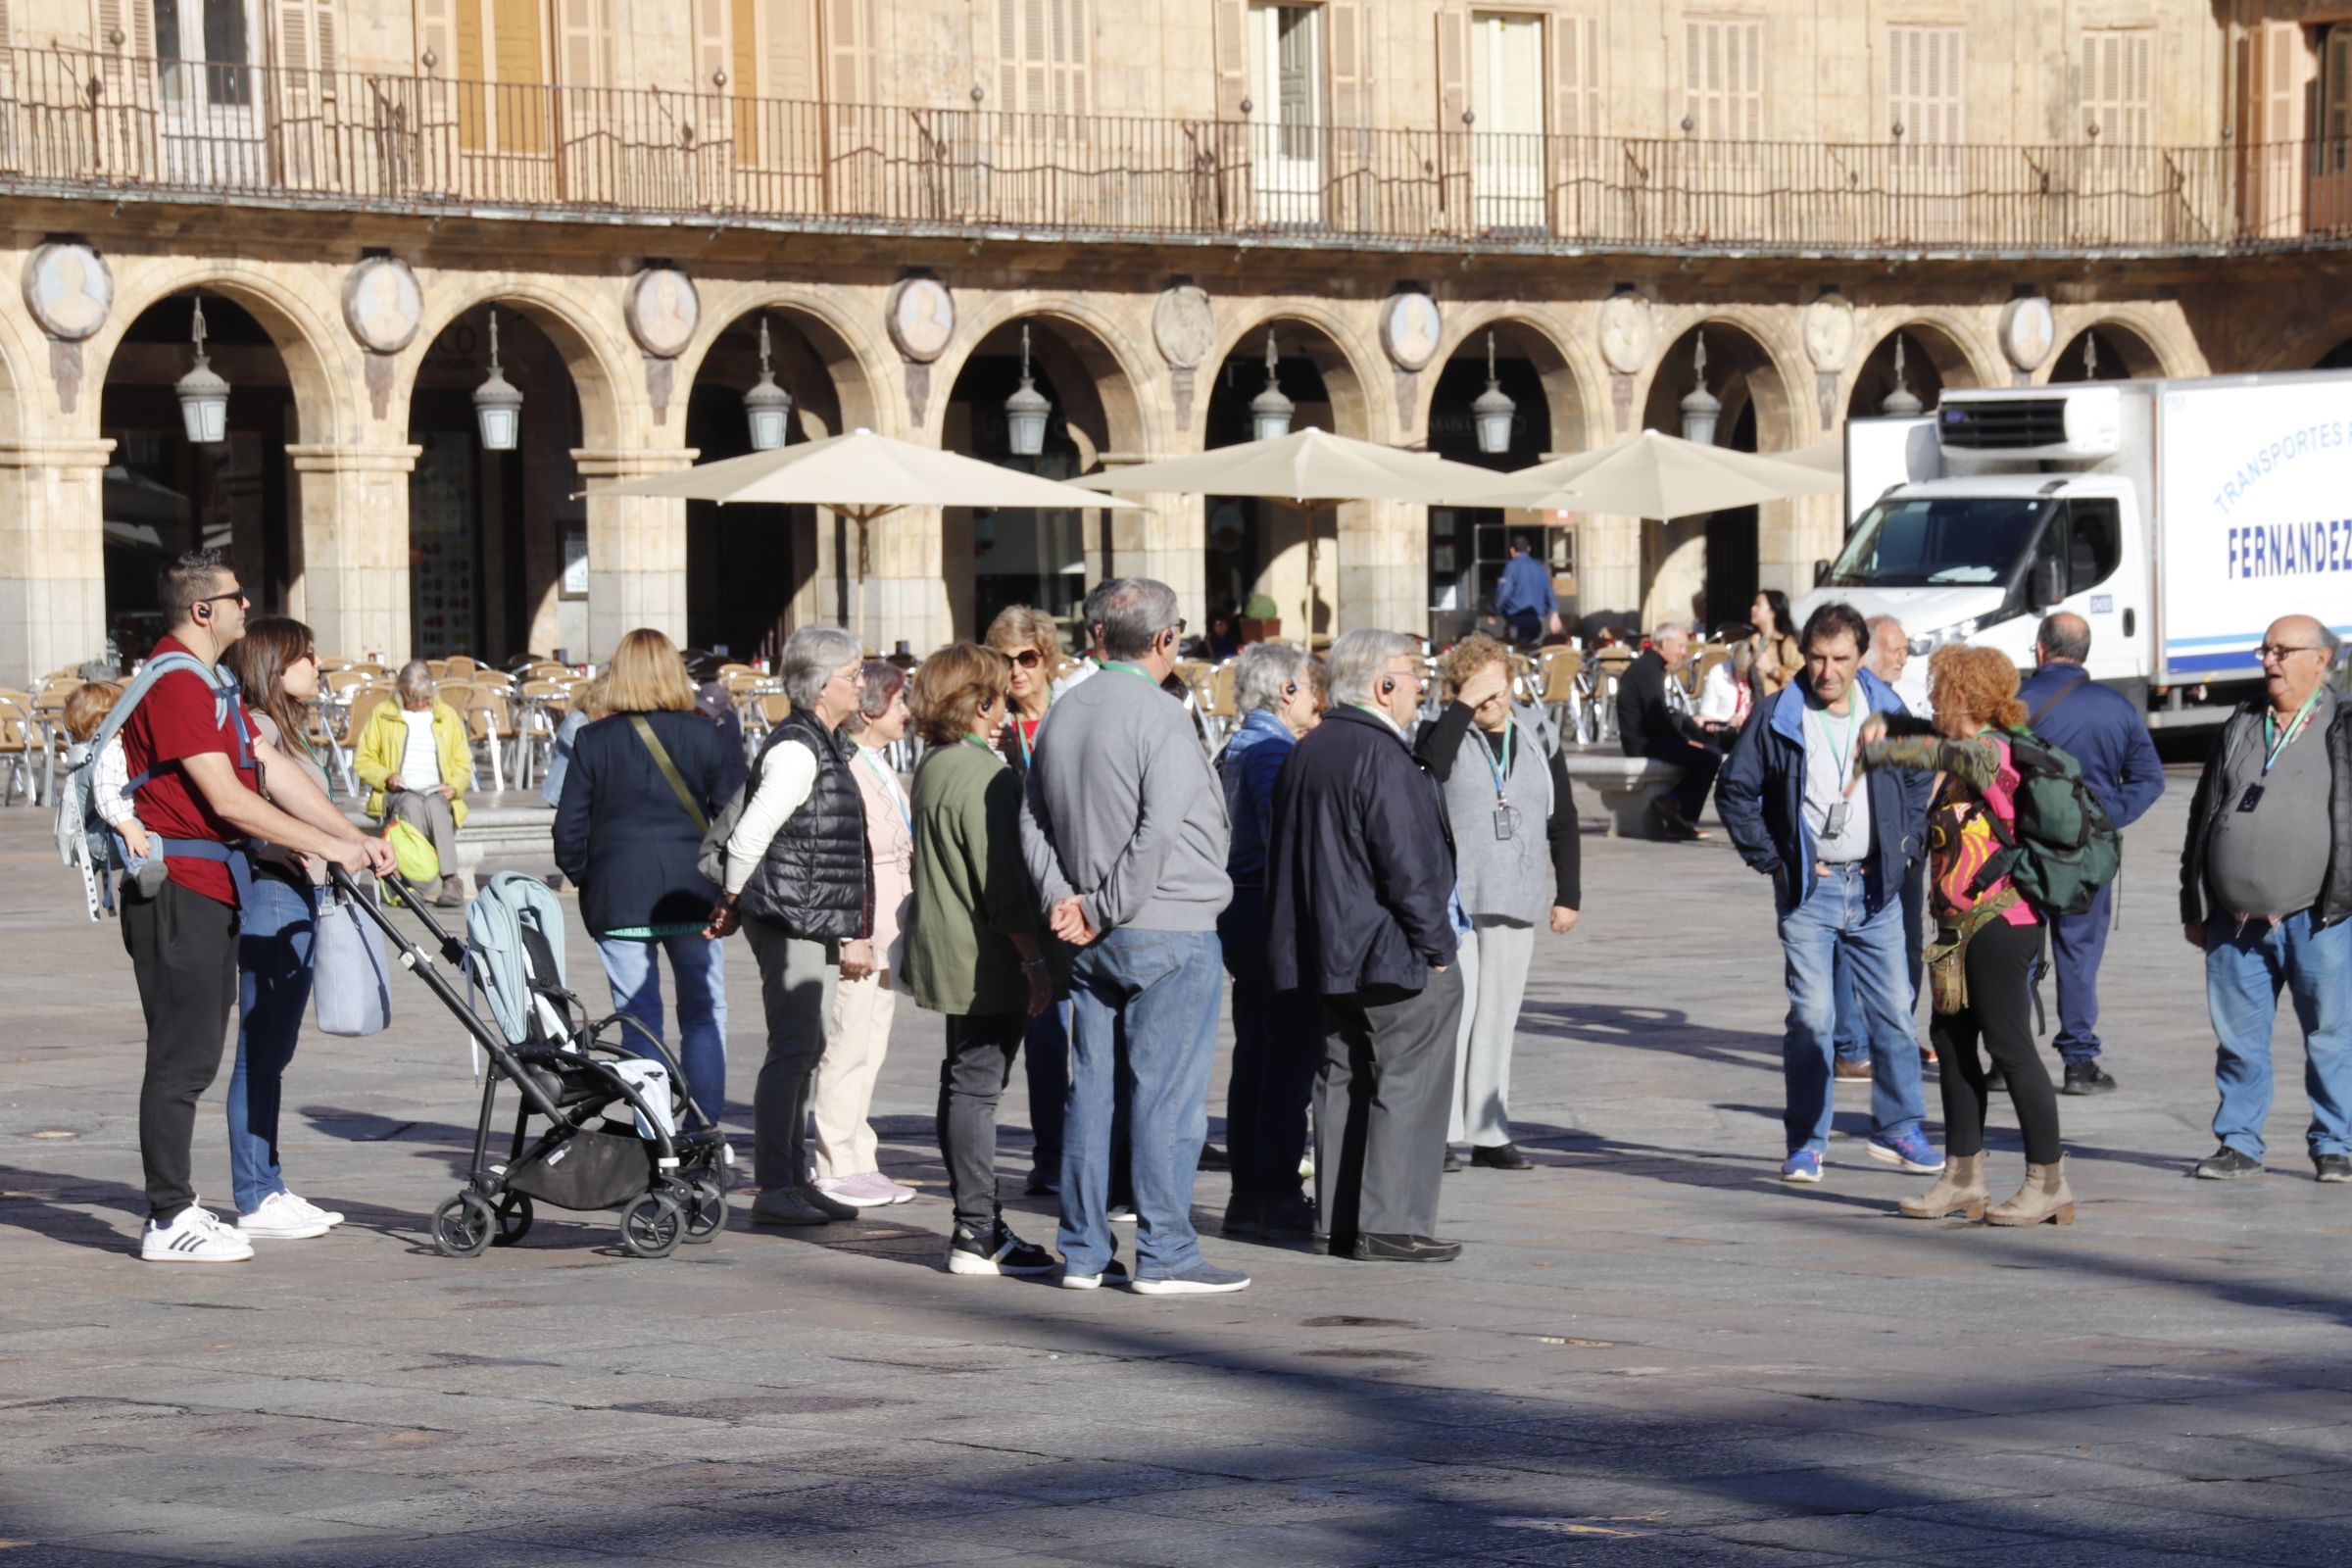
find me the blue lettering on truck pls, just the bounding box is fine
[2224,516,2352,578]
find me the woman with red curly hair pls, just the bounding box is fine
[1857,644,2073,1228]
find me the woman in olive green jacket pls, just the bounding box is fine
[901,642,1059,1280]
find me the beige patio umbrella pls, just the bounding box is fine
[1064,428,1525,636]
[1778,437,1845,475]
[581,427,1135,647]
[1484,428,1842,516]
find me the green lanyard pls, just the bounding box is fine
[1101,661,1154,684]
[2263,689,2323,774]
[1809,699,1856,790]
[959,734,999,758]
[1476,721,1513,803]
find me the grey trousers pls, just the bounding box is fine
[744,919,839,1192]
[1450,918,1536,1147]
[1315,965,1464,1242]
[385,789,459,877]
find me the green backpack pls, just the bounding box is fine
[1967,727,2123,917]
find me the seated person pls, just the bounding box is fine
[1615,624,1718,840]
[356,661,474,906]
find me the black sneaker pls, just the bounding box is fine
[1024,1170,1059,1197]
[1198,1143,1231,1172]
[2194,1146,2263,1180]
[1471,1143,1535,1171]
[2062,1061,2119,1097]
[946,1222,1057,1277]
[799,1184,860,1221]
[1221,1196,1263,1236]
[2317,1154,2352,1185]
[1259,1194,1316,1240]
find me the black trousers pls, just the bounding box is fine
[1933,919,2062,1164]
[1316,967,1464,1243]
[1220,886,1318,1203]
[939,1012,1025,1232]
[1643,737,1721,824]
[122,879,240,1221]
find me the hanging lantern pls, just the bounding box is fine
[471,308,523,453]
[1004,323,1052,458]
[743,315,793,452]
[1880,334,1924,417]
[174,297,231,447]
[1471,329,1517,455]
[1249,329,1295,441]
[1679,333,1721,447]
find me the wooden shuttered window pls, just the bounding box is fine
[1684,16,1761,142]
[2080,26,2151,145]
[825,0,869,103]
[555,0,615,89]
[995,0,1089,121]
[1326,0,1360,128]
[1212,0,1246,120]
[1553,9,1598,139]
[1887,24,1962,145]
[94,0,156,54]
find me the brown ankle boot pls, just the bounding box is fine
[1898,1152,1988,1220]
[1985,1155,2075,1227]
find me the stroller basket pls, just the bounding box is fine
[330,866,733,1259]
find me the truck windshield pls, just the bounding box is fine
[1824,496,2049,588]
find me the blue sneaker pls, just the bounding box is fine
[1779,1150,1825,1184]
[1868,1128,1946,1174]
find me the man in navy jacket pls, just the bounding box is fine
[2016,612,2166,1097]
[1716,602,1940,1185]
[1268,629,1464,1262]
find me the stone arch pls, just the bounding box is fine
[673,287,888,439]
[1207,301,1384,444]
[2041,307,2200,384]
[92,259,352,444]
[938,293,1159,460]
[400,276,635,450]
[1421,306,1595,457]
[0,296,36,445]
[1845,315,1995,418]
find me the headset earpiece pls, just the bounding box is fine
[1379,677,1396,698]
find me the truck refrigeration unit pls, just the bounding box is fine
[1797,371,2352,727]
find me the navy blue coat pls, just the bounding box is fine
[553,710,749,936]
[1714,667,1931,916]
[1266,705,1459,995]
[2015,662,2165,831]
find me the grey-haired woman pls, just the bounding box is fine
[707,625,877,1230]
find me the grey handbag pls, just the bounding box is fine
[312,877,393,1037]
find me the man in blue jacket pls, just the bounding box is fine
[1716,601,1941,1185]
[2016,612,2166,1097]
[1494,536,1556,645]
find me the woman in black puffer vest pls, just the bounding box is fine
[708,624,875,1228]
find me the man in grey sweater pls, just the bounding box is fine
[1021,577,1243,1295]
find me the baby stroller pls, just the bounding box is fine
[335,866,733,1258]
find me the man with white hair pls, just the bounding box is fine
[1267,630,1465,1262]
[1022,577,1244,1294]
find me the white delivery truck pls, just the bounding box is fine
[1794,371,2352,727]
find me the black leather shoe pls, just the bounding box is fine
[1198,1143,1231,1172]
[1443,1148,1462,1174]
[1259,1195,1316,1239]
[2061,1061,2118,1096]
[749,1188,834,1226]
[1221,1196,1262,1236]
[1351,1233,1462,1263]
[2194,1146,2263,1180]
[2317,1154,2352,1185]
[1983,1063,2009,1094]
[1471,1143,1535,1170]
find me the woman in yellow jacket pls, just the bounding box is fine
[355,661,475,906]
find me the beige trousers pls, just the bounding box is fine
[812,969,897,1178]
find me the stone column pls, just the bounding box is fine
[1101,488,1204,622]
[1335,498,1426,638]
[1574,515,1646,625]
[285,443,420,662]
[572,448,695,661]
[852,504,949,656]
[0,438,110,685]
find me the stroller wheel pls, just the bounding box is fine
[490,1193,534,1248]
[682,1177,727,1244]
[618,1191,684,1259]
[431,1192,495,1258]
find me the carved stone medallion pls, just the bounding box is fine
[1152,283,1216,368]
[1802,294,1856,373]
[342,256,424,355]
[624,267,701,359]
[24,242,113,342]
[1597,292,1652,377]
[885,276,956,364]
[1380,291,1443,371]
[1999,295,2057,373]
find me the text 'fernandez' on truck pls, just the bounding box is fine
[1796,370,2352,730]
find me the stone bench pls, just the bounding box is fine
[1560,752,1687,839]
[345,794,556,895]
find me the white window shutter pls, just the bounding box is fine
[695,0,729,89]
[1436,6,1466,130]
[1327,0,1361,128]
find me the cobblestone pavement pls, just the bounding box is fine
[7,771,2352,1567]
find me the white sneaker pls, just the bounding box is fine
[141,1206,256,1263]
[236,1191,331,1241]
[812,1173,901,1209]
[279,1191,345,1227]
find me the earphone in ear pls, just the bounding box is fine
[1378,677,1396,698]
[1281,681,1298,700]
[194,602,212,621]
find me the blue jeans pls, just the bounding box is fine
[1020,1001,1070,1177]
[1835,858,1924,1062]
[229,871,318,1215]
[595,933,729,1117]
[2204,910,2352,1161]
[1060,927,1222,1279]
[2048,880,2114,1063]
[1778,862,1926,1156]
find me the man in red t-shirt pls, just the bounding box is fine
[122,551,396,1264]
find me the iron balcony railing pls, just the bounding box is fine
[3,48,2350,255]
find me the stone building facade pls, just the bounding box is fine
[2,0,2350,681]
